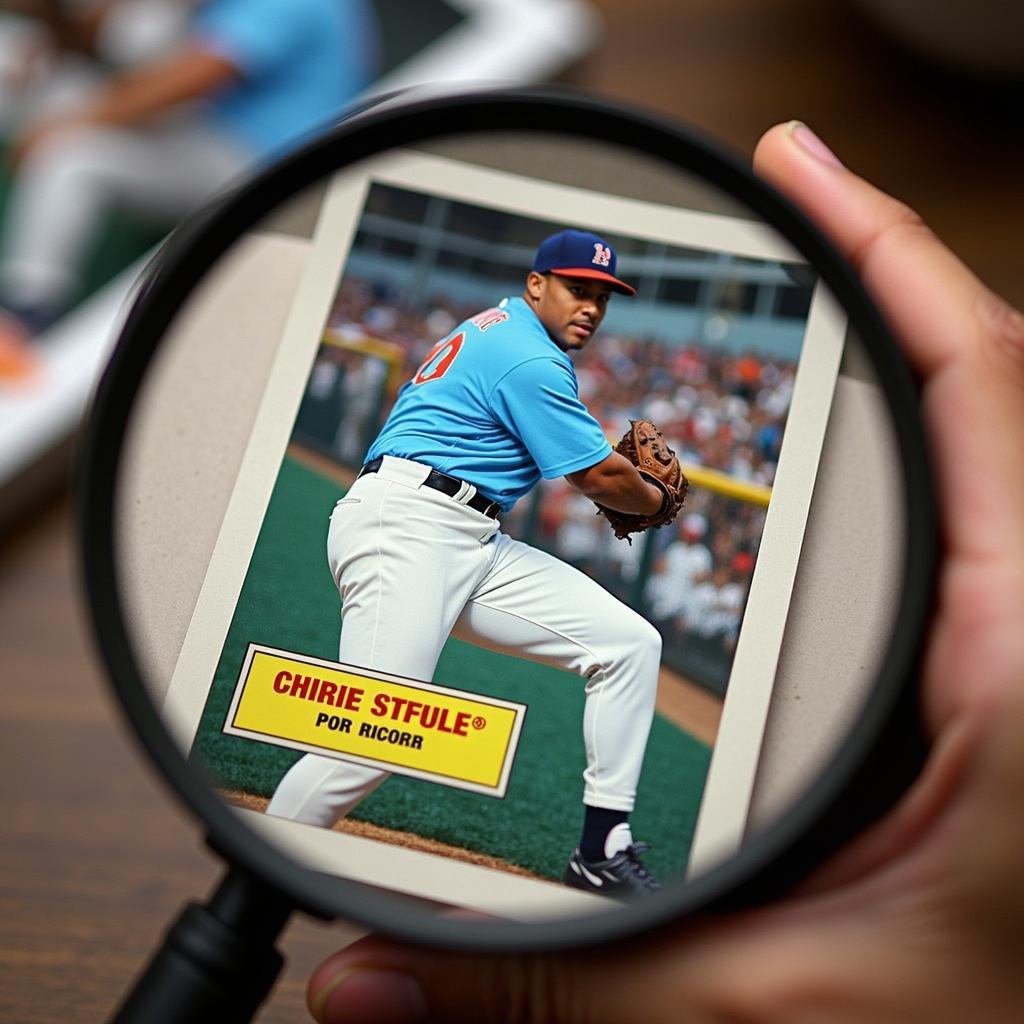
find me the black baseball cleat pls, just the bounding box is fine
[563,842,662,899]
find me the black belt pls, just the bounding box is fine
[358,457,501,519]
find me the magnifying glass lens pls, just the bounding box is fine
[89,96,932,950]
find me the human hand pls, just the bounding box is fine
[304,122,1024,1024]
[8,45,239,170]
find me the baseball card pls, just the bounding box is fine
[156,149,846,917]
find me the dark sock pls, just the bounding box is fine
[580,805,628,861]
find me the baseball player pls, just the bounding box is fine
[267,229,669,898]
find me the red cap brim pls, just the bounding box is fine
[550,268,637,296]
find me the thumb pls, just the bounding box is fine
[306,932,718,1024]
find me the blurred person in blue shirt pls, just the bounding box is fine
[0,0,377,372]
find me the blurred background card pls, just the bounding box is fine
[0,0,599,528]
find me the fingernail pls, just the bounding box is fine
[786,120,844,169]
[312,967,427,1024]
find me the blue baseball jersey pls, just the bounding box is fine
[366,297,612,512]
[192,0,378,159]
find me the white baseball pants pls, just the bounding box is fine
[0,116,251,311]
[266,456,662,826]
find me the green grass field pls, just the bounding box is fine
[193,456,712,881]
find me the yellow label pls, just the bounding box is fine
[223,645,526,797]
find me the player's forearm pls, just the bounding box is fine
[568,452,664,515]
[77,46,239,127]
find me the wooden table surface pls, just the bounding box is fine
[2,2,1021,1020]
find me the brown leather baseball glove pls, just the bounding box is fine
[595,419,688,544]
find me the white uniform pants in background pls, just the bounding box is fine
[0,117,252,311]
[266,456,662,826]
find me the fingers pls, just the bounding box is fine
[754,122,990,379]
[305,911,939,1024]
[307,937,594,1024]
[755,121,1024,740]
[306,934,718,1024]
[754,122,1024,572]
[752,119,1024,393]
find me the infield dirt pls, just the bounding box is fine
[221,788,545,879]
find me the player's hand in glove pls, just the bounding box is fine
[305,123,1024,1024]
[595,419,688,543]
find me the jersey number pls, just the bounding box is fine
[413,332,465,385]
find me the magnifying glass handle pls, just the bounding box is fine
[109,868,293,1024]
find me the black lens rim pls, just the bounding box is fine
[78,86,937,951]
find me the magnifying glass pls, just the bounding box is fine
[78,87,936,1023]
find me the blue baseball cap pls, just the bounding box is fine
[532,229,636,296]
